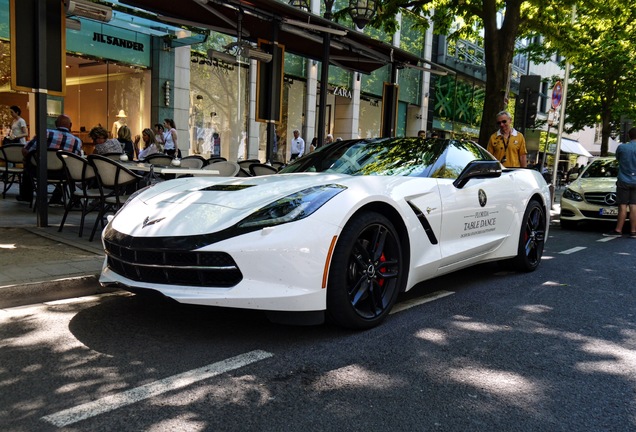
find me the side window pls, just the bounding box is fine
[430,141,488,179]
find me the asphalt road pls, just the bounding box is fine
[1,223,635,431]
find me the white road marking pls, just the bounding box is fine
[559,246,587,254]
[41,350,274,428]
[391,290,455,314]
[598,237,618,243]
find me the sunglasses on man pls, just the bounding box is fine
[496,120,507,125]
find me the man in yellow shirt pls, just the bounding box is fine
[487,111,528,168]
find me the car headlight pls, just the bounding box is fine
[238,184,346,229]
[562,188,583,202]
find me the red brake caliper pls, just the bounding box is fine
[377,252,387,286]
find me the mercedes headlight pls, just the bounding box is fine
[238,184,346,228]
[562,188,583,202]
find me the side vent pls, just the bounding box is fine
[407,202,438,245]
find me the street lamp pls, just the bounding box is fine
[289,0,376,147]
[348,0,378,29]
[288,0,310,12]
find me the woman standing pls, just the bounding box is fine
[153,123,165,152]
[163,118,179,157]
[7,105,28,144]
[135,128,159,160]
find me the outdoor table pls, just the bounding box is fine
[121,162,219,182]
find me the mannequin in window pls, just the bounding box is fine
[112,109,127,138]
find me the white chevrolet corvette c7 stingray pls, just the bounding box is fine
[100,137,550,329]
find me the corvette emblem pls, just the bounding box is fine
[142,216,166,228]
[478,189,487,207]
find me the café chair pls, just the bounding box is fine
[271,161,285,171]
[236,167,252,177]
[57,151,101,237]
[203,160,240,177]
[88,154,143,242]
[180,155,206,169]
[145,153,173,166]
[208,156,226,164]
[100,152,124,160]
[29,149,68,209]
[249,163,278,176]
[238,159,261,169]
[0,144,25,198]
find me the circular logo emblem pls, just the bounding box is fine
[604,193,617,206]
[478,189,487,207]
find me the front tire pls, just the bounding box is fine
[511,200,546,272]
[327,212,404,329]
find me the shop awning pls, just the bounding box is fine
[560,138,593,157]
[118,0,450,75]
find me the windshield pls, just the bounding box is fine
[581,159,618,178]
[280,138,493,178]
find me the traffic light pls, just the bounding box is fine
[514,75,541,132]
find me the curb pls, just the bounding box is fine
[0,275,118,309]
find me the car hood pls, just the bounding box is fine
[571,177,617,192]
[109,173,355,237]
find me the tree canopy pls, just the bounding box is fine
[527,2,636,155]
[371,0,580,146]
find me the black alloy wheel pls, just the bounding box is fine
[512,200,546,272]
[327,211,403,329]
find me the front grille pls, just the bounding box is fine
[105,238,243,287]
[584,192,616,206]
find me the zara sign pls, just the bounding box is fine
[333,86,353,99]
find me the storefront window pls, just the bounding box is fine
[65,56,150,153]
[358,98,382,138]
[189,55,249,161]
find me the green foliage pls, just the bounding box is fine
[528,2,636,154]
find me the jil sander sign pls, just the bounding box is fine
[333,86,352,98]
[66,19,150,67]
[92,32,144,52]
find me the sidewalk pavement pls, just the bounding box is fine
[0,183,114,308]
[0,182,564,309]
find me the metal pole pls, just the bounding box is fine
[551,5,576,207]
[266,24,280,163]
[542,123,551,166]
[540,108,555,166]
[317,32,330,148]
[317,1,334,148]
[35,0,49,227]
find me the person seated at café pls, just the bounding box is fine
[90,126,122,155]
[17,114,82,205]
[135,128,159,160]
[116,125,135,160]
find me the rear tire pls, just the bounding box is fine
[511,200,546,272]
[327,211,404,329]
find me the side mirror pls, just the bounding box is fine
[453,160,502,189]
[568,172,579,181]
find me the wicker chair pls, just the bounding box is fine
[203,160,240,177]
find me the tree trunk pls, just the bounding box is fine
[478,0,522,147]
[600,105,612,157]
